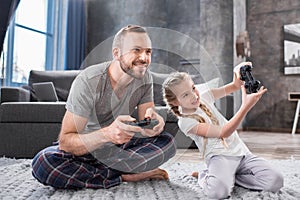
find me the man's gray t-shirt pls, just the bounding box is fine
[66,61,153,133]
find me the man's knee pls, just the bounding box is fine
[159,131,176,158]
[31,150,53,185]
[160,131,175,143]
[31,147,64,187]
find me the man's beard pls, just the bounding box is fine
[119,56,148,79]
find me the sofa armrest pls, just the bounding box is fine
[215,94,234,119]
[1,87,30,103]
[0,102,66,123]
[155,106,178,122]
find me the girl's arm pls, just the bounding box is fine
[189,85,267,138]
[210,61,252,100]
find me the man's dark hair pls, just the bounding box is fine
[112,25,149,49]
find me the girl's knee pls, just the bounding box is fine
[265,170,284,192]
[203,176,231,199]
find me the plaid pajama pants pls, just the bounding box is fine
[31,131,176,189]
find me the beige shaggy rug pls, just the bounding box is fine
[0,157,300,200]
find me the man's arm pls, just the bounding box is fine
[59,111,143,156]
[58,111,109,155]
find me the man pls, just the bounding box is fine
[31,25,176,189]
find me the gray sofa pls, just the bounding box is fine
[0,69,202,158]
[0,70,80,158]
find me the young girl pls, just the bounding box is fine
[162,62,283,199]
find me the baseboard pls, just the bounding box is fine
[240,127,295,133]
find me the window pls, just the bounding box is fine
[0,0,67,86]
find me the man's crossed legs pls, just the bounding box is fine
[32,132,176,189]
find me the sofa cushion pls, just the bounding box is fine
[29,70,80,101]
[0,102,66,123]
[196,77,220,92]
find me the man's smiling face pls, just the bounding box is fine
[118,32,152,79]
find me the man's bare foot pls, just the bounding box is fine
[121,168,169,182]
[191,171,198,178]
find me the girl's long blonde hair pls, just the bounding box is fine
[162,72,227,156]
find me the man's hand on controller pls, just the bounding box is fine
[140,108,165,137]
[103,115,142,144]
[120,108,165,138]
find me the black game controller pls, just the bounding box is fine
[240,65,261,94]
[126,118,159,129]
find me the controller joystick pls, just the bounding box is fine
[240,65,261,94]
[125,118,159,129]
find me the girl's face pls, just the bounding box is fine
[171,78,201,113]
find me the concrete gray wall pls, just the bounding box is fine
[85,0,300,132]
[85,0,201,74]
[85,0,233,82]
[246,0,300,132]
[85,0,235,115]
[233,0,246,128]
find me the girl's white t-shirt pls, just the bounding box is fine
[178,85,250,162]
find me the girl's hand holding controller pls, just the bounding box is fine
[241,84,267,111]
[233,61,252,89]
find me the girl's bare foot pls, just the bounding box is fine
[121,168,169,182]
[191,171,198,178]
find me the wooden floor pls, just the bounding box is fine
[172,131,300,163]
